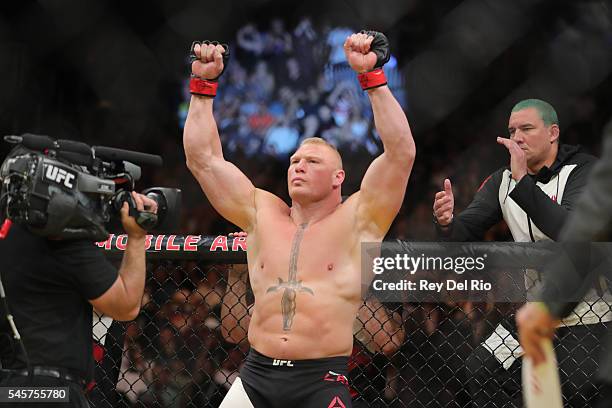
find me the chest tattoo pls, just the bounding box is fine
[266,223,314,331]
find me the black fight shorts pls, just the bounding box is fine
[221,348,352,408]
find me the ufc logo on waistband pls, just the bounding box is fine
[44,164,76,189]
[272,359,294,367]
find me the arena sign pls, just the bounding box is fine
[97,234,247,262]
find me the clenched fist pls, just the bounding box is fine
[190,41,229,81]
[433,178,454,226]
[343,30,390,74]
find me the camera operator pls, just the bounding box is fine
[0,191,157,407]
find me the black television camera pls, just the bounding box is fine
[0,134,181,241]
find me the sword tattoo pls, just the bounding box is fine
[266,223,314,331]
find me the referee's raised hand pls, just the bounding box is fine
[433,178,454,226]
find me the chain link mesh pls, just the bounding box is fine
[89,257,611,408]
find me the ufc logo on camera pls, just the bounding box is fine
[43,164,76,189]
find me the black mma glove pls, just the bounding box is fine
[357,30,390,90]
[189,40,230,97]
[360,30,390,68]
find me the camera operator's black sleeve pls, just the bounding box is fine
[53,240,118,300]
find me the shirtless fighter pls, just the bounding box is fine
[184,30,415,408]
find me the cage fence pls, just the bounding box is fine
[91,235,611,408]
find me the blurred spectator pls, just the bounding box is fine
[326,26,353,66]
[116,342,153,404]
[264,19,293,57]
[263,117,299,157]
[250,61,275,100]
[293,18,319,83]
[236,23,265,58]
[247,101,275,133]
[138,361,183,408]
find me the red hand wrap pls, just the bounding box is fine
[189,77,218,97]
[357,68,387,90]
[0,219,12,239]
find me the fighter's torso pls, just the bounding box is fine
[246,192,366,359]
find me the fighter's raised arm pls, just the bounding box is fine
[183,41,256,231]
[345,31,416,238]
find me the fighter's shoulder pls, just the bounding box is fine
[343,191,376,230]
[341,192,361,211]
[254,188,290,213]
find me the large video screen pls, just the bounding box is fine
[178,19,406,160]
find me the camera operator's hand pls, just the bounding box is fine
[120,192,158,238]
[93,191,157,322]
